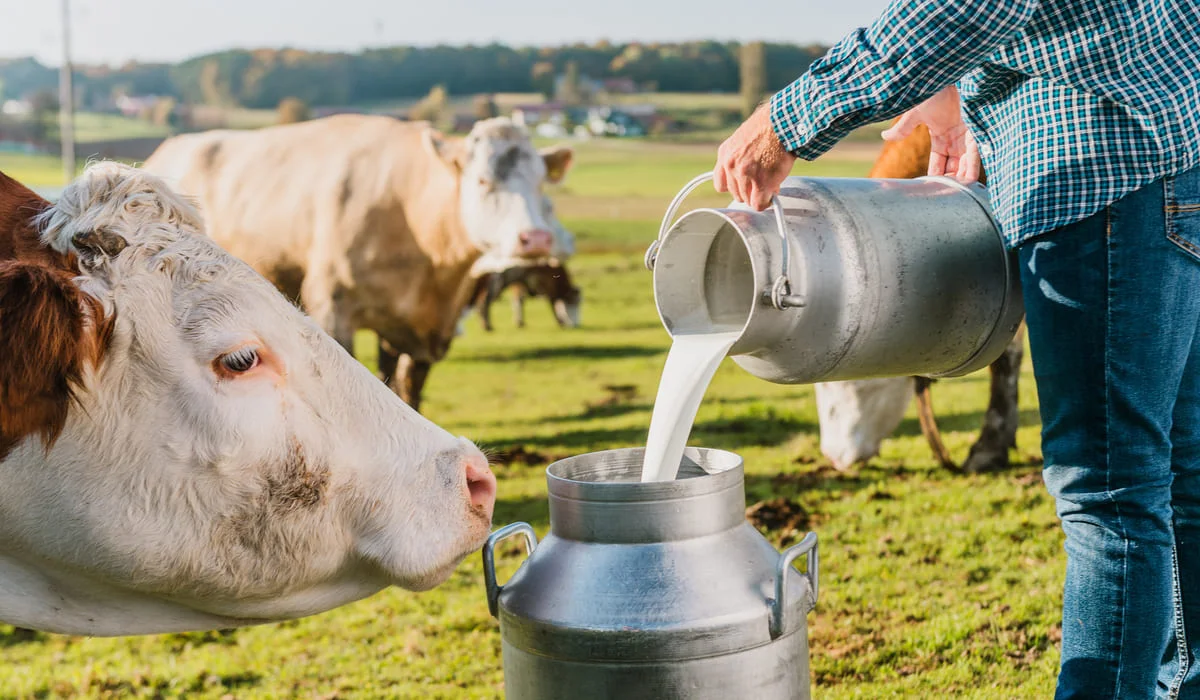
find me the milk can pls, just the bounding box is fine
[645,173,1025,384]
[483,447,818,700]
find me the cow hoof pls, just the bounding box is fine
[961,447,1011,474]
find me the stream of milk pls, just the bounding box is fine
[639,331,741,482]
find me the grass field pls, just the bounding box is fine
[0,138,1062,698]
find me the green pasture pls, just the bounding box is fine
[0,138,1060,698]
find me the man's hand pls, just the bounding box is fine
[882,85,981,184]
[714,104,796,211]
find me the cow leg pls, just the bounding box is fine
[377,337,401,387]
[396,354,432,413]
[552,297,572,328]
[301,278,355,355]
[512,285,527,329]
[472,275,495,333]
[962,325,1026,473]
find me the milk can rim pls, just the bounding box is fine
[545,446,744,502]
[652,206,765,342]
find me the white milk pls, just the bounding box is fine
[640,331,740,482]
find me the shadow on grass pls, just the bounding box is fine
[457,344,664,363]
[493,494,551,530]
[893,408,1042,438]
[0,626,43,648]
[500,408,815,453]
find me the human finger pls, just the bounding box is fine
[881,111,921,142]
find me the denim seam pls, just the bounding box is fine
[1169,232,1200,259]
[1168,173,1195,699]
[1104,204,1129,697]
[1169,543,1188,699]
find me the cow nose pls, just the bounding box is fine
[465,455,497,516]
[518,229,554,257]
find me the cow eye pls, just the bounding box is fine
[218,347,260,374]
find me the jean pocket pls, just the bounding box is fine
[1166,169,1200,263]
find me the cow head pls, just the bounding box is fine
[425,117,573,260]
[0,163,496,635]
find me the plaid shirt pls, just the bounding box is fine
[769,0,1200,247]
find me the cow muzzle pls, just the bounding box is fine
[518,229,555,257]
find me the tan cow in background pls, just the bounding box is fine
[145,116,573,411]
[816,124,1026,473]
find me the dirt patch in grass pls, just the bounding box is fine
[747,497,811,545]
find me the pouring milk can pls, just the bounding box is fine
[483,448,818,700]
[645,173,1025,384]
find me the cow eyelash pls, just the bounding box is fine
[218,347,260,374]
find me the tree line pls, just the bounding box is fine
[0,42,828,110]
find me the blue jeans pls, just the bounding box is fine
[1019,166,1200,699]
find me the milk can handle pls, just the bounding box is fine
[482,522,538,619]
[769,532,819,639]
[644,172,803,310]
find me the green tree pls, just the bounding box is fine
[739,41,767,118]
[473,93,499,121]
[277,96,311,124]
[409,84,449,127]
[558,61,585,106]
[151,97,178,128]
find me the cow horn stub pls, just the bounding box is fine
[72,229,129,259]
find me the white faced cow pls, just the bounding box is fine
[144,115,574,411]
[0,163,496,636]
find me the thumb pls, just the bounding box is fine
[881,110,922,142]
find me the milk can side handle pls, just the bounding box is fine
[483,522,538,619]
[769,532,819,639]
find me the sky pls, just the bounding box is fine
[0,0,891,66]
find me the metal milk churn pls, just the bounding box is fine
[483,447,818,700]
[645,173,1025,384]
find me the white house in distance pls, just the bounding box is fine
[511,102,661,139]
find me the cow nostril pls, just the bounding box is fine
[465,459,497,513]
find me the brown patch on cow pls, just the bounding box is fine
[0,171,111,462]
[199,141,223,172]
[868,122,931,179]
[214,440,331,570]
[265,440,330,510]
[493,146,523,181]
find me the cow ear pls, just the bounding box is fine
[0,261,105,457]
[540,146,574,184]
[71,229,128,267]
[422,127,465,173]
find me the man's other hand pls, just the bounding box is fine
[882,85,981,184]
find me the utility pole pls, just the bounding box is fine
[59,0,75,183]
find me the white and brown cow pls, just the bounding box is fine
[0,163,496,636]
[144,115,574,411]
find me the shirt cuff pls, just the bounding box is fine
[769,81,844,161]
